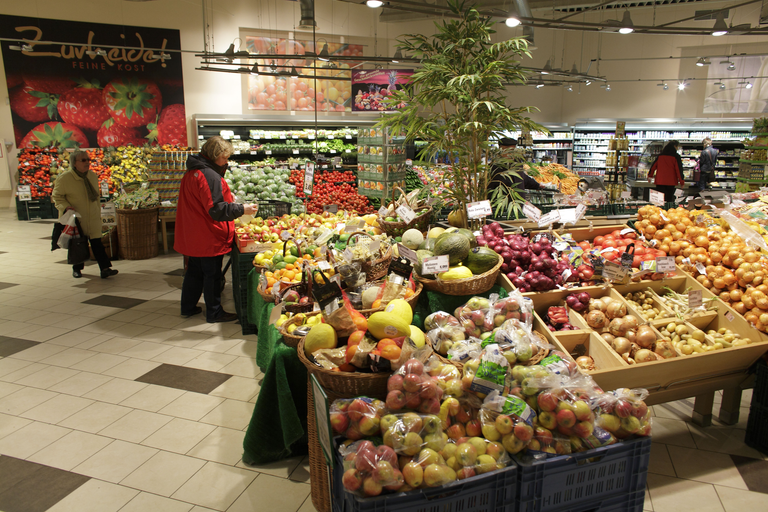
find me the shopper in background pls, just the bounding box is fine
[175,136,258,323]
[52,150,118,279]
[648,142,685,202]
[489,137,543,195]
[697,138,719,191]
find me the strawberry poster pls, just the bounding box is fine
[351,70,412,112]
[1,15,186,149]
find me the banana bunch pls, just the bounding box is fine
[110,146,151,185]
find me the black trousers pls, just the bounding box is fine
[654,185,676,203]
[181,255,224,321]
[73,238,111,272]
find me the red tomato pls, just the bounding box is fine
[578,241,591,251]
[603,240,618,249]
[593,236,605,246]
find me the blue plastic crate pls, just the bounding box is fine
[516,436,651,512]
[332,443,518,512]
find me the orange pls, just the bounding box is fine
[265,271,274,278]
[283,270,296,281]
[348,330,366,346]
[404,288,414,298]
[345,344,358,364]
[371,299,382,310]
[381,345,401,361]
[377,338,396,349]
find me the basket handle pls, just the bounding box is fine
[347,231,371,244]
[394,186,410,209]
[312,268,331,286]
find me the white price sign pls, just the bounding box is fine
[725,311,735,322]
[603,260,628,281]
[397,244,418,265]
[100,202,117,227]
[575,203,587,222]
[343,248,354,261]
[304,163,315,196]
[696,262,707,275]
[324,204,339,213]
[538,210,561,227]
[100,181,110,198]
[17,185,31,201]
[649,189,665,206]
[621,191,631,199]
[317,260,331,270]
[396,204,416,224]
[423,255,450,275]
[688,290,703,309]
[522,203,541,222]
[674,188,685,197]
[466,200,493,219]
[269,303,284,325]
[655,256,676,272]
[378,206,389,216]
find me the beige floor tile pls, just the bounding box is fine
[187,426,245,465]
[145,315,187,329]
[136,328,184,343]
[48,330,103,347]
[79,318,128,334]
[688,423,766,459]
[189,506,218,512]
[27,429,113,470]
[712,407,751,431]
[183,352,238,373]
[105,322,154,338]
[0,381,23,399]
[218,356,260,379]
[48,371,114,396]
[39,347,99,368]
[649,443,677,477]
[73,439,158,482]
[0,420,71,458]
[83,377,148,404]
[647,473,725,512]
[667,445,748,489]
[21,393,93,423]
[142,417,217,454]
[58,401,133,433]
[0,412,32,440]
[101,358,162,379]
[46,478,139,512]
[121,450,207,497]
[0,357,35,378]
[69,352,128,373]
[172,461,257,510]
[15,365,80,389]
[208,375,260,402]
[650,417,698,448]
[10,342,69,361]
[18,326,74,342]
[715,485,768,512]
[75,334,118,350]
[159,391,225,421]
[119,383,186,412]
[119,492,195,512]
[0,321,41,338]
[106,309,155,324]
[653,399,695,421]
[89,336,143,354]
[151,346,205,366]
[0,386,58,415]
[119,340,175,360]
[289,456,310,483]
[228,473,310,512]
[1,362,50,383]
[193,336,242,354]
[238,455,304,479]
[164,331,214,348]
[199,399,255,430]
[99,409,174,443]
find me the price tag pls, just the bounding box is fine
[655,256,676,272]
[725,311,735,322]
[328,135,335,139]
[304,163,315,196]
[696,262,707,275]
[688,290,703,309]
[603,260,628,281]
[269,303,284,325]
[344,221,362,233]
[562,268,572,281]
[330,150,337,154]
[265,150,272,155]
[293,149,300,155]
[423,255,450,274]
[368,240,381,254]
[649,189,665,205]
[343,248,354,261]
[17,185,31,201]
[621,191,631,199]
[280,231,292,241]
[346,135,352,139]
[324,204,339,214]
[466,200,493,219]
[674,188,685,197]
[100,181,110,198]
[318,260,331,270]
[292,135,299,139]
[396,205,416,224]
[100,202,117,226]
[325,299,340,316]
[378,206,389,216]
[234,150,240,155]
[523,203,541,222]
[308,134,315,139]
[553,241,569,251]
[250,151,258,155]
[575,203,587,221]
[406,159,413,166]
[335,222,345,231]
[397,244,418,265]
[538,210,560,227]
[345,149,352,153]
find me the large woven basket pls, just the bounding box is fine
[377,187,432,237]
[116,207,159,260]
[416,254,503,296]
[257,270,276,303]
[356,281,423,317]
[297,338,390,397]
[433,329,549,373]
[278,311,320,348]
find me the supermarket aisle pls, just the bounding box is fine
[1,208,768,512]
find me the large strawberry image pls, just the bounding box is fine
[97,119,145,147]
[22,75,75,94]
[58,79,111,131]
[148,104,187,145]
[103,77,162,128]
[9,85,59,122]
[20,122,89,149]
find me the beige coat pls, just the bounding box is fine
[52,170,103,239]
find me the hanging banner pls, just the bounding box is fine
[1,15,185,149]
[351,69,413,112]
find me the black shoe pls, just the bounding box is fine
[182,306,203,318]
[101,268,119,279]
[73,270,82,278]
[207,311,239,323]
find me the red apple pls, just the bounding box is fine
[514,423,534,442]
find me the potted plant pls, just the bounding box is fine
[377,0,544,227]
[113,186,161,260]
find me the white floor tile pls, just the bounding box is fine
[667,445,748,489]
[647,473,725,512]
[158,391,225,421]
[227,473,310,512]
[118,492,195,512]
[73,439,158,483]
[98,409,174,443]
[121,450,207,497]
[82,377,148,404]
[0,386,58,415]
[20,393,93,424]
[46,478,139,512]
[27,429,113,470]
[715,485,768,512]
[0,420,71,458]
[172,461,257,511]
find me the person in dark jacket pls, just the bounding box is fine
[175,136,258,323]
[697,138,719,191]
[648,141,685,202]
[488,137,542,195]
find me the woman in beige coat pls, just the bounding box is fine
[52,150,118,279]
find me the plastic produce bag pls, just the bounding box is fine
[339,440,405,496]
[385,357,443,414]
[593,387,652,439]
[438,394,483,435]
[486,318,551,366]
[424,311,466,356]
[464,344,509,397]
[330,397,388,440]
[440,434,512,480]
[379,412,444,457]
[479,390,537,454]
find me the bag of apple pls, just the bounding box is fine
[465,344,509,397]
[441,431,512,481]
[536,350,581,377]
[380,412,444,458]
[454,295,497,339]
[438,394,484,434]
[339,440,406,497]
[479,390,537,455]
[446,338,483,365]
[330,397,388,441]
[385,357,443,415]
[484,318,549,366]
[424,311,466,356]
[593,387,652,439]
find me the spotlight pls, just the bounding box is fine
[505,6,521,27]
[250,63,259,74]
[728,62,735,70]
[86,49,106,56]
[696,57,711,67]
[746,82,753,89]
[160,53,171,61]
[318,43,330,61]
[715,82,725,90]
[712,12,729,36]
[585,80,592,86]
[9,43,33,51]
[366,0,383,7]
[657,82,669,90]
[536,83,544,89]
[601,84,611,91]
[678,82,687,90]
[392,49,402,63]
[619,10,634,34]
[541,59,552,75]
[566,85,573,92]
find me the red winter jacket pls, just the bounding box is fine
[648,155,684,186]
[174,154,244,257]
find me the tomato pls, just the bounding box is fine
[633,256,642,268]
[603,240,618,249]
[604,251,619,261]
[594,236,605,246]
[578,241,591,251]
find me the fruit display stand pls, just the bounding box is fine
[357,126,407,200]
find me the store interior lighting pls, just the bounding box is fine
[715,82,726,89]
[86,49,106,56]
[541,59,552,75]
[696,57,711,67]
[366,0,383,7]
[678,81,687,90]
[505,6,521,28]
[317,42,330,61]
[8,43,33,51]
[747,82,753,89]
[712,12,729,36]
[392,49,403,63]
[657,82,669,90]
[619,10,634,34]
[566,85,573,92]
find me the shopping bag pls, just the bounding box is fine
[57,210,81,250]
[67,219,90,265]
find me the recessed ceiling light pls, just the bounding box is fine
[366,1,383,7]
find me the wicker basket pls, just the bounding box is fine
[416,254,503,296]
[116,207,159,260]
[278,311,320,348]
[279,266,314,314]
[377,187,432,237]
[257,270,276,303]
[433,329,549,372]
[346,232,393,282]
[297,338,390,397]
[356,281,423,317]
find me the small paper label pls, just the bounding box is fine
[602,260,628,281]
[100,181,109,197]
[368,240,381,254]
[466,200,493,219]
[562,268,572,281]
[318,261,331,270]
[378,206,389,216]
[621,191,631,199]
[265,150,272,155]
[423,255,450,274]
[523,203,541,222]
[293,149,300,155]
[538,210,561,227]
[554,241,569,251]
[269,303,284,325]
[696,262,707,275]
[656,256,676,272]
[620,228,634,235]
[397,244,418,265]
[280,231,292,241]
[725,311,735,322]
[649,190,665,205]
[396,205,416,224]
[688,290,703,309]
[344,222,360,233]
[325,300,340,316]
[343,248,354,261]
[324,204,339,213]
[17,185,31,201]
[575,203,587,221]
[304,163,315,196]
[675,188,685,197]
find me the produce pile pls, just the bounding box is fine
[17,148,55,199]
[288,168,373,214]
[525,163,580,194]
[225,164,301,210]
[104,145,152,185]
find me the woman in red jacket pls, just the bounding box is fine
[648,142,685,202]
[175,136,258,323]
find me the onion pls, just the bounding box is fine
[634,349,656,363]
[654,341,677,359]
[612,337,631,354]
[624,316,639,331]
[599,296,616,307]
[588,299,606,312]
[585,310,607,329]
[577,292,591,304]
[601,333,615,344]
[635,325,656,349]
[608,317,630,337]
[605,301,627,319]
[625,329,637,343]
[576,355,596,371]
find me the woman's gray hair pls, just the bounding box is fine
[70,149,90,169]
[200,136,235,161]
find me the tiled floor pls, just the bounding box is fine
[1,207,767,511]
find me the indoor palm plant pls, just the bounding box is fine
[377,0,543,227]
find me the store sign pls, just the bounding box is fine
[522,203,541,222]
[538,210,560,227]
[423,255,450,274]
[304,163,315,196]
[100,202,117,226]
[395,204,416,224]
[17,185,31,201]
[323,204,338,213]
[351,69,413,112]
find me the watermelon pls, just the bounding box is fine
[466,247,500,275]
[433,233,471,266]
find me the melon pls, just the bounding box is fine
[457,228,477,248]
[367,312,411,340]
[402,229,424,250]
[384,299,413,325]
[439,266,473,280]
[418,238,437,252]
[414,249,434,275]
[466,247,500,275]
[427,227,445,239]
[362,287,380,309]
[433,233,471,266]
[304,324,338,356]
[409,325,426,348]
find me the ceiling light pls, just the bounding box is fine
[728,62,735,70]
[696,57,711,67]
[86,49,106,56]
[318,43,330,61]
[250,63,259,74]
[505,6,521,28]
[290,66,299,77]
[712,12,729,36]
[585,80,592,86]
[392,49,403,63]
[9,43,33,51]
[566,85,573,92]
[678,82,687,90]
[536,83,544,89]
[160,53,171,61]
[366,0,383,7]
[541,59,552,75]
[663,83,669,90]
[619,10,634,34]
[601,83,611,91]
[746,82,753,89]
[657,82,669,90]
[715,82,726,90]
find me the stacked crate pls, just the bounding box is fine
[357,127,407,200]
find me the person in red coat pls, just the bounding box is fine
[648,142,685,202]
[175,136,258,323]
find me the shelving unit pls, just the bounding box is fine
[356,126,407,199]
[497,127,573,168]
[737,134,768,192]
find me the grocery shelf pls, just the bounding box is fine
[739,160,768,164]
